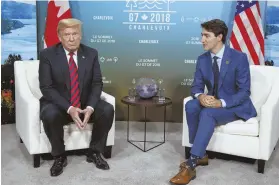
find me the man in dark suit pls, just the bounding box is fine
[39,18,114,177]
[170,19,257,184]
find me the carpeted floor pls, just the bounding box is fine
[1,122,279,185]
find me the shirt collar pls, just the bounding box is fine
[63,48,77,56]
[210,44,225,60]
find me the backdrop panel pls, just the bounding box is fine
[265,1,279,66]
[37,1,266,122]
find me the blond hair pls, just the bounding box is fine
[57,18,82,34]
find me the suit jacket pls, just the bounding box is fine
[191,46,257,121]
[39,43,103,112]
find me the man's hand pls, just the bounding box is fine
[198,94,222,108]
[80,107,94,129]
[69,107,83,129]
[208,99,222,108]
[198,94,215,107]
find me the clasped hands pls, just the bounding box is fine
[198,94,222,108]
[69,107,93,129]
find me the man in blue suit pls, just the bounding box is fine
[170,19,257,184]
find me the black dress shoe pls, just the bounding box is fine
[50,156,67,176]
[86,152,110,170]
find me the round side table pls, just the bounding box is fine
[121,96,172,152]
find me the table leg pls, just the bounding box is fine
[127,105,130,141]
[164,105,166,143]
[144,106,147,152]
[126,104,166,152]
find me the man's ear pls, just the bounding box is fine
[57,32,61,42]
[217,34,223,42]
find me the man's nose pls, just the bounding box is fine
[201,37,205,43]
[69,35,74,41]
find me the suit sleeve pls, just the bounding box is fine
[87,50,103,109]
[222,53,251,108]
[191,56,205,98]
[39,51,71,111]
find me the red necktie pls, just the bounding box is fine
[68,52,81,108]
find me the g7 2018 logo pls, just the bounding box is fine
[123,0,176,31]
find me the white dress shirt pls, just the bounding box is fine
[64,48,78,67]
[210,45,225,71]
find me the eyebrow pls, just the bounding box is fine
[201,33,209,36]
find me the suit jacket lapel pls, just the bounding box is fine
[56,44,70,90]
[77,46,87,95]
[218,46,231,89]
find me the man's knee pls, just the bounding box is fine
[101,103,114,131]
[41,104,63,124]
[185,99,201,114]
[103,103,114,118]
[199,108,216,121]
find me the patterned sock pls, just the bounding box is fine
[186,154,200,169]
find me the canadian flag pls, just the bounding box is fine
[44,0,72,48]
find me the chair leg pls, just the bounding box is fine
[103,146,112,159]
[33,154,40,168]
[258,160,266,174]
[207,151,216,159]
[185,147,191,159]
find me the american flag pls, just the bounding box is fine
[230,0,264,65]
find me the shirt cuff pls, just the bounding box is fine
[86,106,94,112]
[67,106,73,114]
[220,99,226,108]
[195,93,202,98]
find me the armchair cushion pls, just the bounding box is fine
[40,121,93,133]
[215,117,259,137]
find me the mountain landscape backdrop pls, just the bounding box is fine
[1,1,36,34]
[265,5,279,36]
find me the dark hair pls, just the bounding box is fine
[201,19,228,44]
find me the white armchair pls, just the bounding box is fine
[14,60,115,168]
[182,66,279,173]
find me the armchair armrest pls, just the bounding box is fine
[258,78,279,160]
[15,61,41,154]
[182,96,193,146]
[100,91,115,146]
[101,91,115,109]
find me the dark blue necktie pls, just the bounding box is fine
[212,56,219,98]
